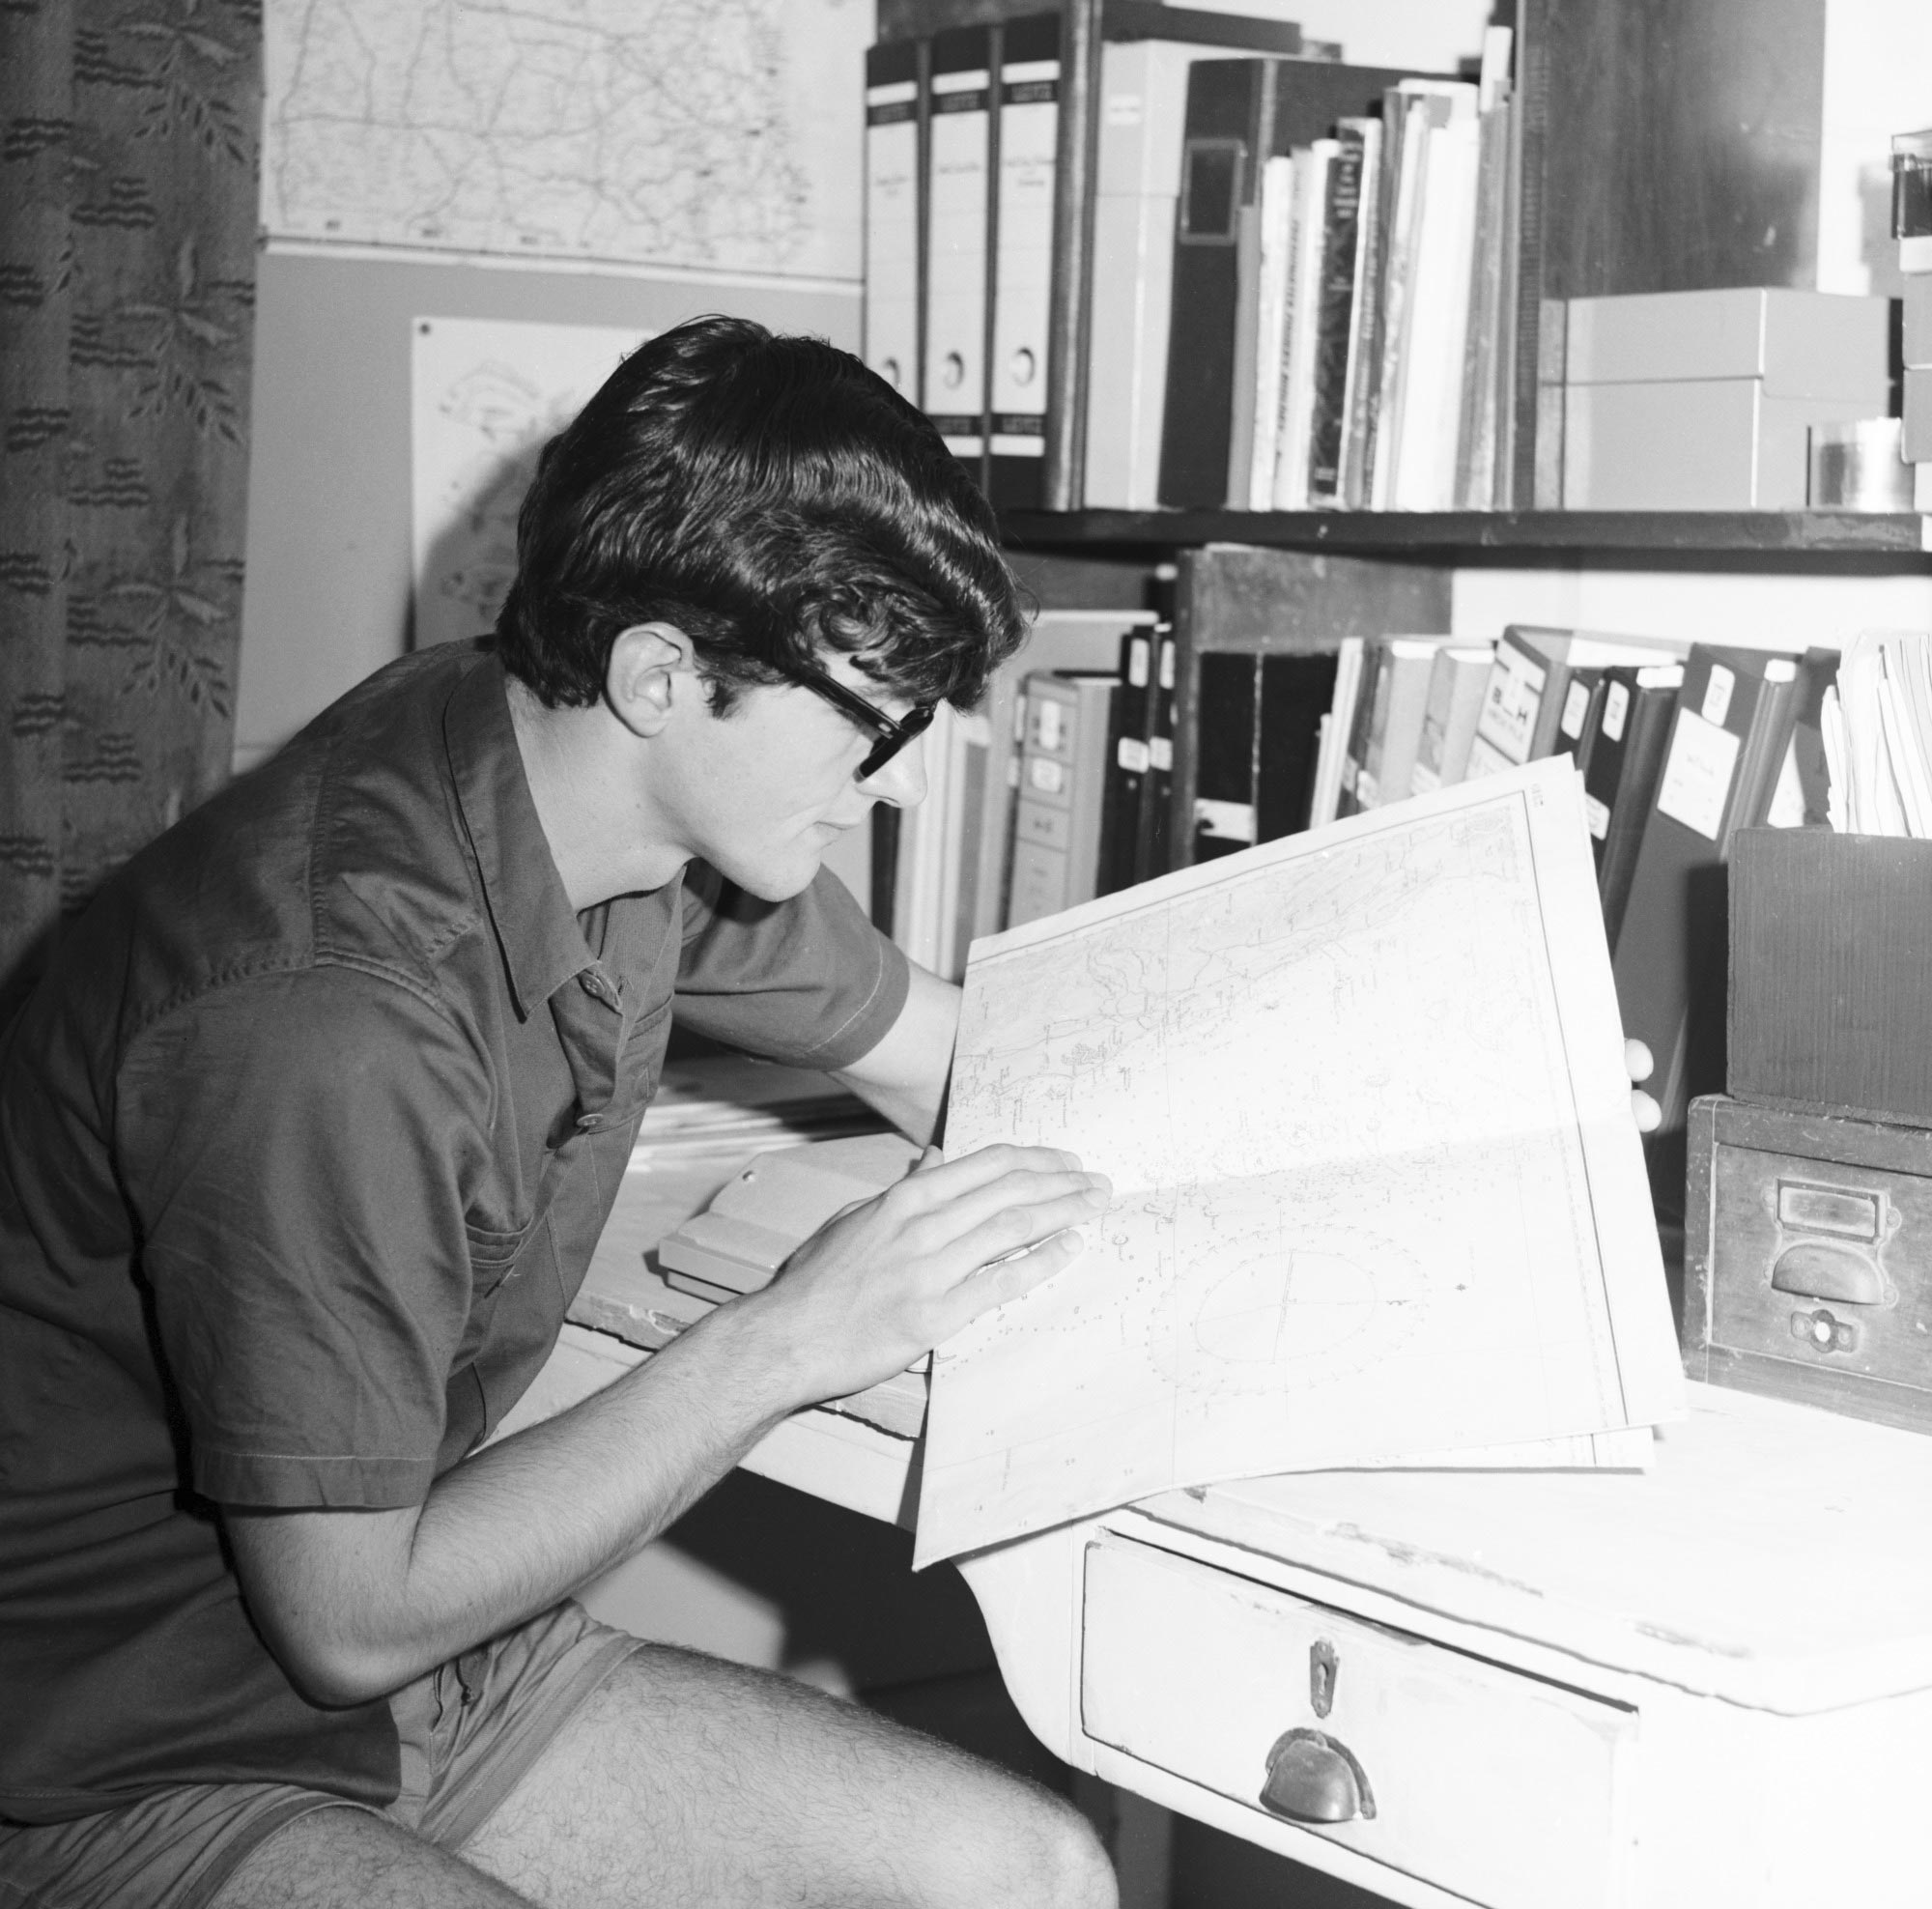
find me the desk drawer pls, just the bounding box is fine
[1080,1533,1635,1909]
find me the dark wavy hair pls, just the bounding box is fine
[492,315,1030,714]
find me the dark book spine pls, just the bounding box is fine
[1256,651,1341,841]
[1156,59,1266,506]
[1335,638,1388,818]
[1141,627,1179,881]
[1189,650,1259,863]
[1304,126,1365,499]
[1507,2,1549,510]
[1096,629,1152,896]
[1590,673,1678,952]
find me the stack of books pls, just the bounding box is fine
[1896,128,1932,511]
[864,12,1537,512]
[875,607,1162,974]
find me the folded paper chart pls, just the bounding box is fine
[915,758,1685,1567]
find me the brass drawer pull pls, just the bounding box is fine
[1259,1727,1378,1824]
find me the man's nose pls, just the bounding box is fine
[858,731,929,808]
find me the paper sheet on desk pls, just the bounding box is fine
[913,759,1685,1569]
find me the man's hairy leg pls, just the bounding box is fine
[461,1642,1120,1909]
[212,1808,538,1908]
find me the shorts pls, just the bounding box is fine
[0,1600,639,1909]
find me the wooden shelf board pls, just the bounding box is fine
[999,508,1932,558]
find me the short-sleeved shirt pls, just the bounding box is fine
[0,643,908,1824]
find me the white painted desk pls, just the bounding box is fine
[509,1174,1932,1909]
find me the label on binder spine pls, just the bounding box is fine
[1655,709,1739,841]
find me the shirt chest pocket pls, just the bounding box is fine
[462,1211,547,1293]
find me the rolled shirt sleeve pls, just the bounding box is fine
[671,863,910,1069]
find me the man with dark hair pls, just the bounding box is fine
[0,317,1120,1908]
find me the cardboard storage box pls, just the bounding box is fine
[1562,289,1890,510]
[1905,366,1932,464]
[1906,275,1932,370]
[1728,825,1932,1127]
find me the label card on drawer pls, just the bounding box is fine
[1081,1534,1634,1909]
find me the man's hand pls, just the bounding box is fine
[732,1143,1112,1405]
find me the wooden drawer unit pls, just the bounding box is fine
[1079,1531,1635,1909]
[1685,1096,1932,1430]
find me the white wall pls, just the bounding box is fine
[235,254,862,771]
[1817,0,1932,296]
[1452,564,1932,652]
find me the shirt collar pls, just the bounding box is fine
[441,652,599,1021]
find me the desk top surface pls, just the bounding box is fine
[1130,1382,1932,1717]
[588,1066,1932,1719]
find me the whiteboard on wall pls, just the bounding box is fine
[411,316,648,652]
[262,0,869,282]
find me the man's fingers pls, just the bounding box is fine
[1624,1038,1654,1085]
[933,1178,1111,1272]
[939,1227,1087,1338]
[888,1165,1109,1269]
[903,1141,1084,1203]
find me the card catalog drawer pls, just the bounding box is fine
[1081,1533,1635,1909]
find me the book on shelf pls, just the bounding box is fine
[1611,644,1808,1151]
[1263,138,1331,509]
[988,13,1061,507]
[1455,27,1517,510]
[1407,641,1496,795]
[1085,40,1202,509]
[874,608,1151,970]
[1307,634,1365,827]
[863,41,923,403]
[1582,661,1686,952]
[1339,634,1456,812]
[1097,625,1156,896]
[923,26,994,463]
[1140,625,1180,882]
[1168,546,1451,860]
[1255,649,1341,841]
[1776,646,1839,831]
[1178,645,1341,860]
[1008,670,1122,927]
[1551,663,1607,775]
[1299,118,1369,507]
[869,9,1308,504]
[1157,53,1424,509]
[1463,627,1688,783]
[1189,647,1259,860]
[1240,148,1299,511]
[1369,81,1479,511]
[893,702,993,980]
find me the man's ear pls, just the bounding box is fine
[605,623,697,739]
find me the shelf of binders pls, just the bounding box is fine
[1000,507,1932,559]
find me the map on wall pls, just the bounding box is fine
[262,0,869,279]
[914,761,1687,1568]
[411,317,647,652]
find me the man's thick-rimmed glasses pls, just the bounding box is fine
[786,663,937,782]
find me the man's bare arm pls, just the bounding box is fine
[831,963,960,1145]
[226,1140,1108,1708]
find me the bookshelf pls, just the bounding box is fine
[1003,507,1932,561]
[885,0,1928,553]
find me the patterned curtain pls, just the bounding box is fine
[0,0,262,1010]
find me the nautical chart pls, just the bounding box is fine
[915,760,1685,1567]
[262,0,868,278]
